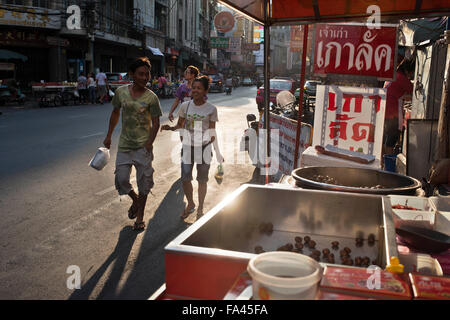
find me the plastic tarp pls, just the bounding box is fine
[219,0,450,25]
[147,46,164,56]
[0,49,28,61]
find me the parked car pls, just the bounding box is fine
[242,77,253,86]
[256,78,296,112]
[105,72,129,81]
[208,74,224,92]
[294,80,320,106]
[106,72,131,92]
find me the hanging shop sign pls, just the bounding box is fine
[313,85,387,160]
[214,11,235,33]
[209,37,229,49]
[0,5,61,29]
[290,26,302,52]
[0,30,49,47]
[227,37,241,53]
[242,43,260,51]
[313,23,398,80]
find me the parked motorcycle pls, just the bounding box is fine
[0,83,26,106]
[225,86,232,95]
[240,90,314,166]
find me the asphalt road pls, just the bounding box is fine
[0,85,264,299]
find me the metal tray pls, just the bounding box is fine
[164,184,398,299]
[291,167,421,195]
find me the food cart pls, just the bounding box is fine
[150,1,450,300]
[32,82,78,107]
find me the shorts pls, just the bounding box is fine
[114,147,154,196]
[98,85,107,96]
[383,117,400,148]
[181,144,212,183]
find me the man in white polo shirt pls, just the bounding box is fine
[96,68,109,104]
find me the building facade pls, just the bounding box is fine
[0,0,219,88]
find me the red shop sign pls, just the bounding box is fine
[313,23,398,80]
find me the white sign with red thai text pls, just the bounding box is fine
[314,23,397,80]
[313,85,386,160]
[262,113,312,175]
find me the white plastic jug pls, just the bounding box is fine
[247,252,323,300]
[89,147,110,171]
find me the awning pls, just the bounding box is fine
[218,0,450,25]
[0,49,28,62]
[147,46,164,56]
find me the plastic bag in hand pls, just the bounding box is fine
[89,147,110,171]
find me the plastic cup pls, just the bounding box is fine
[247,252,323,300]
[383,154,397,172]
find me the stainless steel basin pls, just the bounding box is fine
[292,167,421,195]
[164,184,398,299]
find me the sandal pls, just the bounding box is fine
[133,221,146,231]
[197,208,204,219]
[128,202,138,220]
[181,206,196,219]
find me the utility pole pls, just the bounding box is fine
[437,19,450,159]
[86,0,96,74]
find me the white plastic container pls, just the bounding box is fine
[389,195,432,212]
[434,212,450,235]
[393,209,435,229]
[399,253,443,276]
[247,252,323,300]
[429,197,450,214]
[89,147,110,171]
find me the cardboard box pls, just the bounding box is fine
[409,273,450,300]
[320,265,412,300]
[317,290,377,300]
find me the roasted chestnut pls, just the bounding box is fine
[331,241,339,249]
[295,236,303,243]
[340,250,349,258]
[344,259,354,266]
[295,242,304,250]
[286,243,294,251]
[312,250,321,257]
[309,254,320,262]
[308,240,316,249]
[344,247,351,254]
[322,248,331,256]
[355,257,362,266]
[304,236,311,243]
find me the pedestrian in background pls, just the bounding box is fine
[103,57,162,231]
[87,72,96,104]
[168,65,200,122]
[157,73,167,97]
[96,68,109,104]
[161,75,221,219]
[382,58,414,157]
[77,72,88,104]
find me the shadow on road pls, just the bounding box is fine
[68,226,138,300]
[115,178,188,299]
[69,178,189,299]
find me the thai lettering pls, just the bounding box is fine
[316,25,394,75]
[355,43,373,71]
[325,42,342,69]
[329,114,355,140]
[375,45,392,72]
[343,94,363,113]
[352,123,375,142]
